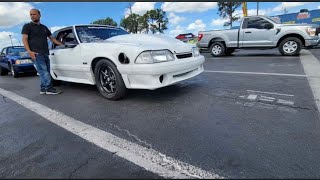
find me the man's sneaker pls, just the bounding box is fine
[40,88,46,95]
[46,88,61,95]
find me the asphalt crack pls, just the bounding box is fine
[110,124,153,149]
[1,95,7,103]
[68,156,97,179]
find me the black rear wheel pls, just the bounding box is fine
[209,42,226,57]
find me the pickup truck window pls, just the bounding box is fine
[245,17,274,29]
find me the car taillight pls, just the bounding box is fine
[198,34,203,41]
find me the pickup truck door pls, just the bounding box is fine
[49,28,85,82]
[239,17,277,47]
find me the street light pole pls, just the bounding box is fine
[257,2,259,15]
[8,35,13,47]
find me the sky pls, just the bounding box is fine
[1,2,320,50]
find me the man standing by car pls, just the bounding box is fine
[22,8,63,95]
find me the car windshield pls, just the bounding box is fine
[75,26,129,43]
[7,47,27,56]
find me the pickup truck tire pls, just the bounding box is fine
[0,66,8,76]
[209,42,225,57]
[279,37,302,56]
[95,59,127,100]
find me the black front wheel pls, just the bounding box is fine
[10,64,18,78]
[278,37,302,56]
[94,59,127,100]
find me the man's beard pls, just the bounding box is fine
[32,19,39,23]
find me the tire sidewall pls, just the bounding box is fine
[10,63,18,78]
[210,42,226,57]
[94,59,126,100]
[279,37,302,56]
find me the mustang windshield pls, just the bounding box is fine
[75,26,129,43]
[7,47,27,56]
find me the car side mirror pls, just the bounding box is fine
[65,42,78,48]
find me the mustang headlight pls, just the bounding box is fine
[192,47,200,57]
[135,50,175,64]
[15,59,33,65]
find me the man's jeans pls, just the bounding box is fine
[33,54,52,91]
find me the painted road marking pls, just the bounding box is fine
[204,70,307,77]
[276,99,294,106]
[300,50,320,112]
[247,94,258,100]
[240,94,294,106]
[246,90,294,97]
[0,88,222,179]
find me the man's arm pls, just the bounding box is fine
[22,34,37,60]
[49,36,63,46]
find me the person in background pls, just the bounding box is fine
[22,8,63,95]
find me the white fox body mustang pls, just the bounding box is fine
[49,25,205,100]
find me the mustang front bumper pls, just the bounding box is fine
[118,55,205,90]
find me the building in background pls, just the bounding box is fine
[271,9,320,26]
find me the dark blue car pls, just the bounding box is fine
[0,46,36,78]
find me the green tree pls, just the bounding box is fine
[91,17,118,26]
[145,9,168,34]
[120,13,140,33]
[217,2,241,28]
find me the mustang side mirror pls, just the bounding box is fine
[65,42,78,48]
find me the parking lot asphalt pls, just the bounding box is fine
[1,49,320,178]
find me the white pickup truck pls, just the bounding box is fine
[197,15,320,57]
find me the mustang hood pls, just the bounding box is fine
[107,34,195,53]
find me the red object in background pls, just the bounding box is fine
[197,34,203,41]
[175,33,196,42]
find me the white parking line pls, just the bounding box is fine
[300,50,320,112]
[204,70,307,77]
[246,90,294,97]
[0,88,222,179]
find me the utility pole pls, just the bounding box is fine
[129,3,132,15]
[8,35,13,47]
[257,2,259,15]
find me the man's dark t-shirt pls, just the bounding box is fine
[21,22,52,55]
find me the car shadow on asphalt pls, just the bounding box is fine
[57,80,202,102]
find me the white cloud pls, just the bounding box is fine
[161,2,217,13]
[49,26,67,33]
[272,2,311,13]
[0,31,22,51]
[318,5,320,9]
[211,18,229,26]
[187,19,206,32]
[168,13,185,25]
[124,2,156,17]
[0,2,34,28]
[169,25,185,37]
